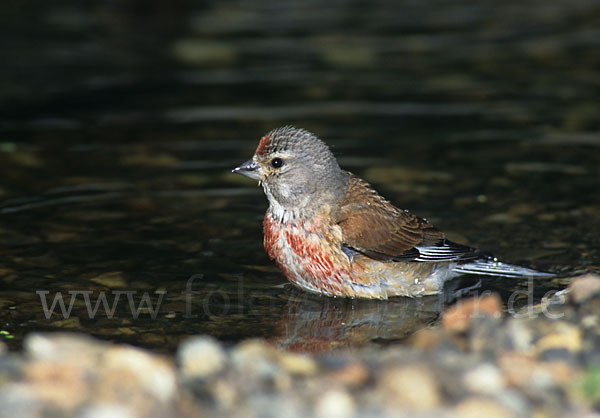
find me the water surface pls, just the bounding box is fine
[0,0,598,352]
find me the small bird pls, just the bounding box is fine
[233,127,553,299]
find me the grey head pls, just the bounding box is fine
[233,127,349,217]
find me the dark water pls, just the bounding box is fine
[0,0,599,352]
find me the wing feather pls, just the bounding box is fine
[336,175,478,263]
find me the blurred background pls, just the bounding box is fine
[0,0,599,352]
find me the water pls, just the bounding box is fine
[0,0,598,352]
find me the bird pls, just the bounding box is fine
[233,127,553,299]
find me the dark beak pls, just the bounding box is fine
[232,159,261,180]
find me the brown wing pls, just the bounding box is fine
[336,175,477,262]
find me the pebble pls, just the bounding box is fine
[230,339,279,376]
[462,363,504,395]
[102,345,177,404]
[468,315,503,354]
[314,389,356,418]
[442,293,503,332]
[230,339,293,391]
[78,404,137,418]
[22,360,90,409]
[24,333,105,367]
[503,318,534,351]
[278,351,318,376]
[498,352,538,387]
[568,274,600,304]
[535,323,582,354]
[378,365,441,409]
[454,397,514,418]
[325,361,370,388]
[177,335,227,379]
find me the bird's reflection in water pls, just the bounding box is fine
[271,277,480,352]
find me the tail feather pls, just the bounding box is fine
[453,257,554,278]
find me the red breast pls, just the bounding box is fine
[264,211,353,297]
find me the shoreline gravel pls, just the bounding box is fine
[0,274,598,418]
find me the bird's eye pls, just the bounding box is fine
[270,158,284,168]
